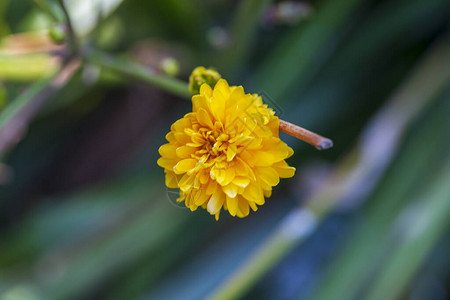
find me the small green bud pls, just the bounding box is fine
[160,57,180,77]
[189,66,222,95]
[48,25,66,44]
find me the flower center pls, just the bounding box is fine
[185,125,237,170]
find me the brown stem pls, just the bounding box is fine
[279,119,333,150]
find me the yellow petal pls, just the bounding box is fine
[242,183,264,205]
[178,173,195,192]
[206,180,217,195]
[197,108,214,128]
[237,197,249,218]
[235,157,256,180]
[232,177,250,188]
[173,159,197,174]
[213,167,235,186]
[257,178,272,191]
[207,189,225,215]
[165,132,176,142]
[165,171,179,188]
[211,81,228,123]
[227,143,237,161]
[157,157,177,170]
[187,195,199,211]
[247,151,273,167]
[228,85,245,104]
[199,170,210,185]
[159,144,177,159]
[176,145,197,158]
[193,173,201,189]
[226,195,238,216]
[266,116,279,137]
[214,79,231,97]
[176,193,185,203]
[222,183,238,198]
[250,139,292,166]
[194,188,209,206]
[171,117,191,132]
[186,192,198,211]
[249,201,258,212]
[192,95,208,112]
[174,132,191,144]
[255,167,280,186]
[188,131,205,145]
[200,82,212,98]
[286,145,294,158]
[273,160,296,178]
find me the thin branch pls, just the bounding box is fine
[86,49,192,99]
[0,60,81,157]
[57,0,78,55]
[279,119,333,150]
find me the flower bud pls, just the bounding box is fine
[48,25,66,44]
[188,66,221,95]
[160,57,180,77]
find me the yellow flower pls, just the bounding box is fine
[157,79,295,220]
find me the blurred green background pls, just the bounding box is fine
[0,0,449,299]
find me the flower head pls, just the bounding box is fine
[157,79,295,220]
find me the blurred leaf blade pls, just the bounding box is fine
[220,0,273,73]
[312,85,450,300]
[366,157,450,300]
[251,0,366,99]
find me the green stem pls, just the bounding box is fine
[0,60,80,156]
[86,49,191,99]
[57,0,78,55]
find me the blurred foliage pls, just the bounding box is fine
[0,0,449,300]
